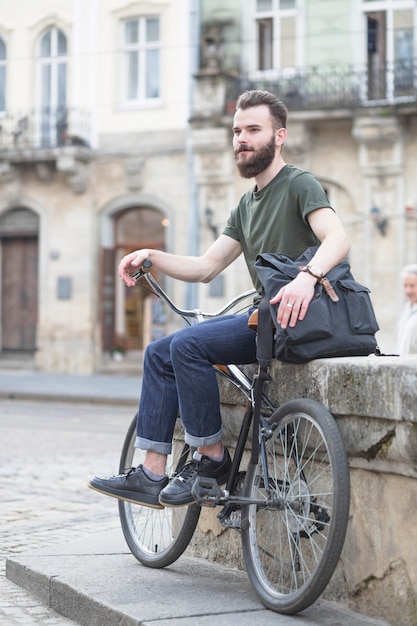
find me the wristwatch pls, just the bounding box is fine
[301,264,323,279]
[299,264,339,302]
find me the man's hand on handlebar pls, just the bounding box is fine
[118,250,152,287]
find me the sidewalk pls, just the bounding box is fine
[2,369,391,626]
[0,369,140,405]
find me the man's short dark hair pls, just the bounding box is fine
[236,90,288,129]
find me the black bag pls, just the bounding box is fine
[255,246,379,364]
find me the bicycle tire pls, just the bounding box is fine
[118,413,201,568]
[241,398,350,614]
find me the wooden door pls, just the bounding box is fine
[1,237,38,350]
[100,247,116,351]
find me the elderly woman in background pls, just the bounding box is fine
[396,264,417,355]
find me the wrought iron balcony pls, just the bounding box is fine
[226,59,417,112]
[0,108,91,154]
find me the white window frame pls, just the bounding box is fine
[358,0,417,103]
[245,0,303,79]
[120,15,161,108]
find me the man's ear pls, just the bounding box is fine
[275,127,287,146]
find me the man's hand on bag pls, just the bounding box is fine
[270,272,317,329]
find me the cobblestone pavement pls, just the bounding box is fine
[0,398,135,625]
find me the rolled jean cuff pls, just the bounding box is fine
[184,426,223,449]
[135,436,172,455]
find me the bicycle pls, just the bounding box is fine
[117,261,350,615]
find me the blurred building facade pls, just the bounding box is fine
[0,0,416,373]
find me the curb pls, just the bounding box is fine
[0,390,138,406]
[5,530,391,626]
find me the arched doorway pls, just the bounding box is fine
[0,207,39,352]
[100,205,167,353]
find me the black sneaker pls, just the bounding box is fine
[159,448,232,508]
[88,465,168,509]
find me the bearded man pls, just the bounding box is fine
[89,90,349,508]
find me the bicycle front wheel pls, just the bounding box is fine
[241,398,350,614]
[118,413,201,568]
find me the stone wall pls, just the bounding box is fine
[186,355,417,626]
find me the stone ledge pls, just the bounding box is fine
[238,355,417,422]
[218,355,417,478]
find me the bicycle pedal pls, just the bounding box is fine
[191,476,226,508]
[217,505,241,529]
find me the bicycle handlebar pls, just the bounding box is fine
[130,258,152,281]
[130,260,256,321]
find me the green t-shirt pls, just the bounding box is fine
[223,164,332,296]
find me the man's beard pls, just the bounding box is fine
[234,134,276,179]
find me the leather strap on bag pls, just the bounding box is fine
[318,276,339,302]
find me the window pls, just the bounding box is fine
[393,9,413,95]
[0,38,6,112]
[362,1,416,101]
[255,0,298,72]
[37,27,67,146]
[122,16,160,104]
[258,19,273,70]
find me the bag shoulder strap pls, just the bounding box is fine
[251,292,273,465]
[256,292,274,366]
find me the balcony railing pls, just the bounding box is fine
[226,59,417,112]
[0,108,91,152]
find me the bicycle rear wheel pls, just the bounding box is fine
[241,398,350,614]
[118,413,201,568]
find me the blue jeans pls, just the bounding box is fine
[136,312,257,454]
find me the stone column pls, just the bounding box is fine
[352,115,406,343]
